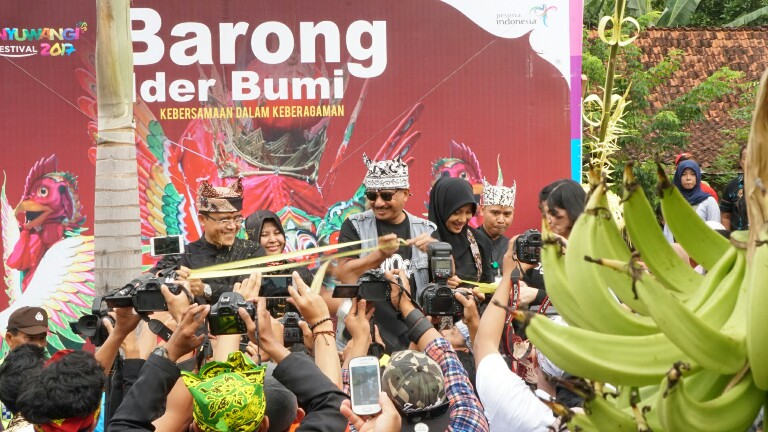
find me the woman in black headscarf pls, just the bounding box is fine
[428,177,494,284]
[245,210,286,256]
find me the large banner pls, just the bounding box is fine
[0,0,582,352]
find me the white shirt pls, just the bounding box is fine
[476,353,556,431]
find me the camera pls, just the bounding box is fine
[280,312,303,346]
[514,229,542,264]
[357,269,391,302]
[103,268,182,314]
[208,292,256,335]
[70,295,113,347]
[419,242,463,319]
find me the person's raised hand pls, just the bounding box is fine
[454,288,480,327]
[407,232,436,253]
[385,268,413,316]
[340,393,402,432]
[377,233,399,258]
[234,272,262,302]
[518,281,539,308]
[286,271,330,325]
[164,303,209,362]
[344,298,374,343]
[161,283,192,324]
[239,298,290,363]
[109,306,142,338]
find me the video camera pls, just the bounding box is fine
[419,242,464,319]
[208,291,256,335]
[514,229,542,264]
[102,267,182,314]
[70,295,113,347]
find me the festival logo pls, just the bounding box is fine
[0,21,87,57]
[530,4,558,27]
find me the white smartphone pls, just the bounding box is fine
[349,356,382,416]
[149,235,185,256]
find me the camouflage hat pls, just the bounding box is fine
[381,350,445,411]
[181,351,266,432]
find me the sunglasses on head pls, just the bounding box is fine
[365,190,398,202]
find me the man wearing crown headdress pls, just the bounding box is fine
[478,163,543,307]
[153,178,265,303]
[336,155,436,352]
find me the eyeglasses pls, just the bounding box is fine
[365,190,398,202]
[204,214,245,227]
[401,400,450,424]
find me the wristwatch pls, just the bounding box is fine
[203,283,212,300]
[152,346,170,360]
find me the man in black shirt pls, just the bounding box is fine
[336,155,435,352]
[154,178,264,303]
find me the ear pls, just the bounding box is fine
[4,331,11,347]
[257,416,270,432]
[295,407,306,423]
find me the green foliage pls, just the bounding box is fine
[657,0,703,26]
[690,0,768,26]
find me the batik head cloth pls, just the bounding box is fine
[181,351,267,432]
[196,177,245,213]
[363,154,410,190]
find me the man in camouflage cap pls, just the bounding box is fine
[381,350,451,430]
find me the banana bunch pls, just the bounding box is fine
[517,164,768,431]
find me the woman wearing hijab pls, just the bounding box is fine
[428,177,494,284]
[245,210,287,256]
[663,160,720,242]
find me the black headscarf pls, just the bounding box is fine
[428,177,491,282]
[245,210,286,243]
[673,160,712,206]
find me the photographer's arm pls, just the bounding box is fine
[474,246,515,365]
[336,233,399,283]
[287,272,342,388]
[95,307,141,375]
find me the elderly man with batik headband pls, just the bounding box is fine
[336,154,436,352]
[153,178,265,304]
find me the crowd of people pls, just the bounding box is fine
[0,149,749,432]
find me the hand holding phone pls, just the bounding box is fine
[349,356,382,416]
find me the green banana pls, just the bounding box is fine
[584,390,639,431]
[746,225,768,390]
[632,263,747,374]
[657,366,763,432]
[568,412,599,432]
[689,247,744,319]
[519,312,694,387]
[682,245,737,312]
[539,222,593,329]
[657,164,730,271]
[565,181,659,336]
[622,164,701,296]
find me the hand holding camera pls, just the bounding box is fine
[286,271,330,326]
[239,298,291,364]
[164,303,209,363]
[233,271,262,302]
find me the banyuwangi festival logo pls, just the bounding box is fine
[0,21,87,57]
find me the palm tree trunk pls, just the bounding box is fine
[94,0,141,294]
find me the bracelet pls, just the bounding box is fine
[404,309,426,329]
[309,317,333,331]
[313,330,336,346]
[407,317,434,344]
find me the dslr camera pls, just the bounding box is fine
[514,229,542,264]
[208,292,256,335]
[357,269,392,302]
[419,242,464,319]
[102,267,182,314]
[280,312,303,346]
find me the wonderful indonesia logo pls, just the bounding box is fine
[0,22,87,57]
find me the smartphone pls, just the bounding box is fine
[332,284,360,298]
[261,275,293,298]
[349,356,382,416]
[150,235,185,256]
